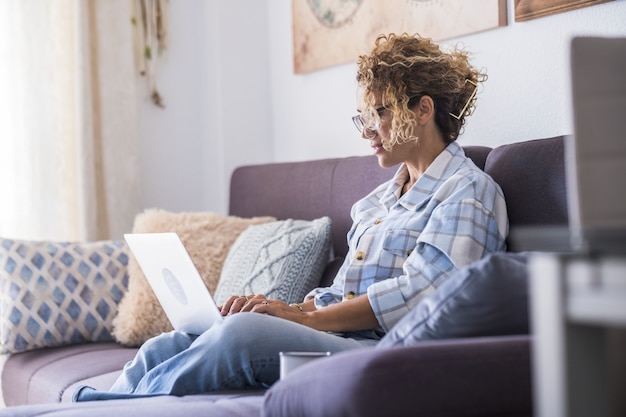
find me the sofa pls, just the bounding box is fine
[0,135,569,417]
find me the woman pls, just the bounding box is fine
[73,33,507,401]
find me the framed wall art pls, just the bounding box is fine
[292,0,507,74]
[514,0,613,22]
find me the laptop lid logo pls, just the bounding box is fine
[162,267,188,305]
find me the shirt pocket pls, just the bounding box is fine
[381,229,420,268]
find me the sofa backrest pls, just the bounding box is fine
[229,145,492,261]
[229,156,390,261]
[484,135,569,230]
[229,139,567,284]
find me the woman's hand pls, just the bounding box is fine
[220,294,378,332]
[244,299,308,325]
[219,294,311,324]
[247,296,378,332]
[219,294,267,316]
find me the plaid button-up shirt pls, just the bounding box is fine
[306,141,508,334]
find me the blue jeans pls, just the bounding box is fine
[73,313,377,401]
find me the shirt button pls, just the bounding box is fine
[355,251,365,260]
[345,291,356,299]
[374,219,382,225]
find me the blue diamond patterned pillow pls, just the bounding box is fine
[0,238,129,354]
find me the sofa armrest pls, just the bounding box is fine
[262,335,532,417]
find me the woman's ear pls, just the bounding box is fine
[416,96,436,125]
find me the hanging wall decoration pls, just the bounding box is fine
[514,0,613,22]
[292,0,507,74]
[131,0,168,107]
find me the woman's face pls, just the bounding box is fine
[355,85,418,168]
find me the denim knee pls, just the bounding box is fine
[207,313,282,354]
[218,312,268,336]
[140,330,195,352]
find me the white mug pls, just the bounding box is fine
[279,351,332,379]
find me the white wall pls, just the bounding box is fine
[137,0,272,214]
[139,0,626,216]
[267,0,626,158]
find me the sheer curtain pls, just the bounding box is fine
[0,0,142,242]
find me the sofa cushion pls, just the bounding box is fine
[378,252,529,348]
[112,209,275,347]
[2,342,137,406]
[0,238,129,354]
[262,336,532,417]
[1,392,265,416]
[214,217,332,305]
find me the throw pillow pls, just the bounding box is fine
[378,252,529,348]
[112,209,275,346]
[0,238,129,354]
[214,217,333,305]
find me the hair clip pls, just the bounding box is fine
[449,79,478,120]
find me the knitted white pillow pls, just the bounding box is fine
[214,217,332,305]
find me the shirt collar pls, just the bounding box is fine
[380,141,466,211]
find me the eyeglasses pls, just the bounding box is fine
[351,94,423,138]
[351,105,386,138]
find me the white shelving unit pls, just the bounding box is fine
[529,253,626,417]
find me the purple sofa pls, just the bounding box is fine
[0,135,568,417]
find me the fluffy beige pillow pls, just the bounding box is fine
[112,209,275,346]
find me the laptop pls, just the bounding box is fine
[510,36,626,254]
[124,232,224,334]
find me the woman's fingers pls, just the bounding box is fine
[250,299,271,314]
[220,295,254,315]
[240,295,268,312]
[250,300,306,325]
[223,297,305,325]
[221,294,271,315]
[219,295,236,315]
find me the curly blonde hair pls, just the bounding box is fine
[356,33,486,149]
